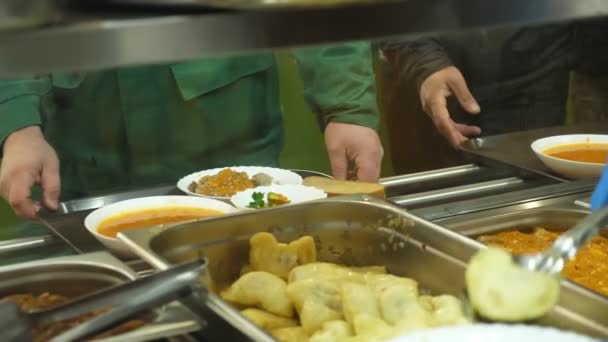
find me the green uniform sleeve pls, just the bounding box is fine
[0,77,51,147]
[292,42,380,130]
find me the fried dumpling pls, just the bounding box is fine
[250,233,317,279]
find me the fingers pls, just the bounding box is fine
[327,145,349,180]
[355,151,383,182]
[41,155,60,210]
[4,172,39,220]
[454,123,482,137]
[446,69,480,115]
[429,99,468,147]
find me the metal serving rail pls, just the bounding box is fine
[0,161,563,261]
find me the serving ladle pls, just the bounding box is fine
[462,204,608,322]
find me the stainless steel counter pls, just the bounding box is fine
[460,121,608,181]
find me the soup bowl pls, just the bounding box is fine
[85,195,238,258]
[531,134,608,180]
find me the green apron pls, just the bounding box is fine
[0,44,379,200]
[0,44,379,264]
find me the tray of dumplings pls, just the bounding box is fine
[118,194,608,340]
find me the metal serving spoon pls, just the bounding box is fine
[461,205,608,322]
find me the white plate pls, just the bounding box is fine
[84,196,238,258]
[230,184,327,209]
[177,166,303,201]
[531,134,608,180]
[389,324,598,342]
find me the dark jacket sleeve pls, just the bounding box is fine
[378,37,454,90]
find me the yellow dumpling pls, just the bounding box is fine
[249,233,317,279]
[300,299,343,335]
[286,277,343,312]
[271,326,309,342]
[241,308,298,330]
[309,320,353,342]
[377,283,429,326]
[288,262,365,284]
[350,313,396,340]
[365,273,419,298]
[341,283,381,328]
[349,266,387,274]
[221,271,294,318]
[430,295,470,326]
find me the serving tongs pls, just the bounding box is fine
[0,259,206,342]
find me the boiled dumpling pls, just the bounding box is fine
[377,283,431,326]
[221,271,294,317]
[286,277,343,312]
[300,299,343,335]
[241,308,298,330]
[349,266,387,274]
[288,262,365,284]
[271,326,309,342]
[309,320,353,342]
[430,295,469,326]
[341,283,381,328]
[466,247,560,322]
[364,273,418,298]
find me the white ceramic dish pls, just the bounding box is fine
[230,184,327,209]
[84,195,238,258]
[389,324,598,342]
[531,134,608,180]
[177,166,303,201]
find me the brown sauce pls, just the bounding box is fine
[98,206,223,238]
[479,227,608,296]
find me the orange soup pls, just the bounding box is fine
[97,206,223,238]
[544,143,608,164]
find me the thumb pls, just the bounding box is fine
[41,156,60,210]
[447,72,480,114]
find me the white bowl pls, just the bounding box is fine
[531,134,608,180]
[84,195,238,258]
[230,185,327,210]
[177,166,303,201]
[389,324,596,342]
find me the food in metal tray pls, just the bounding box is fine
[188,168,274,197]
[478,227,608,296]
[465,248,560,322]
[219,232,470,341]
[3,292,145,341]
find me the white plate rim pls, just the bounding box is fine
[230,184,327,209]
[177,166,304,200]
[531,134,608,167]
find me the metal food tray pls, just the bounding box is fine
[119,195,608,338]
[0,251,201,342]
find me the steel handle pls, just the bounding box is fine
[392,177,524,207]
[379,164,482,188]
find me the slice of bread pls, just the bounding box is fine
[302,176,385,199]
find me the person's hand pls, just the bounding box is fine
[420,66,482,147]
[0,126,60,220]
[324,122,384,182]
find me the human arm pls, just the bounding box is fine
[292,42,383,182]
[380,38,481,147]
[0,77,60,220]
